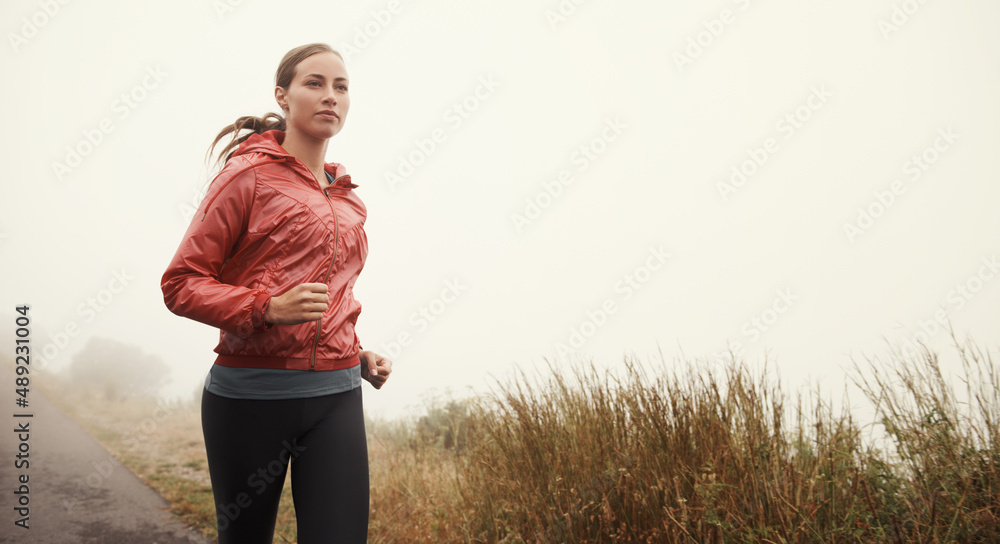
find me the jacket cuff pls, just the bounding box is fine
[251,291,274,332]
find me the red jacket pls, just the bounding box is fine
[161,130,367,371]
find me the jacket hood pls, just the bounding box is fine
[200,129,356,221]
[234,129,355,188]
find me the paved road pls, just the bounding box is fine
[0,384,213,544]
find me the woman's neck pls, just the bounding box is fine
[280,129,330,183]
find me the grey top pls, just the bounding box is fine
[202,169,363,400]
[204,364,361,400]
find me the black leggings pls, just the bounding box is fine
[201,386,369,543]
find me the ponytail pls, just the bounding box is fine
[205,112,286,170]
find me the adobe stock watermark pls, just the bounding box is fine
[213,0,249,20]
[59,453,123,513]
[215,439,307,531]
[710,287,799,364]
[338,0,413,62]
[179,179,210,224]
[553,246,671,357]
[544,0,595,30]
[716,84,833,201]
[877,0,934,41]
[384,75,500,192]
[381,278,467,359]
[894,254,998,359]
[34,269,134,372]
[63,399,175,512]
[511,116,627,234]
[51,65,168,182]
[7,0,73,53]
[673,0,755,72]
[842,126,958,243]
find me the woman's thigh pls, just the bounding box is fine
[201,390,303,544]
[290,386,369,544]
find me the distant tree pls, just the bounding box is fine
[68,336,171,401]
[415,398,472,452]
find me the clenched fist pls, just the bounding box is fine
[360,350,392,389]
[264,283,329,325]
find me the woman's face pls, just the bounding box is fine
[276,52,350,141]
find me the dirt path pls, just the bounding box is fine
[0,384,213,544]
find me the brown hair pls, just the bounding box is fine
[206,43,344,168]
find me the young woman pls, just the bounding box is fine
[161,43,391,543]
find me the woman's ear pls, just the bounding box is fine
[274,86,288,112]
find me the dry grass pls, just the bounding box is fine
[366,417,466,543]
[35,333,1000,543]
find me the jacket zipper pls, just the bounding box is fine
[308,175,348,370]
[202,148,354,370]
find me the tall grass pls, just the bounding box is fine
[396,337,998,543]
[851,337,999,542]
[457,356,876,543]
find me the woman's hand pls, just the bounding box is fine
[264,283,329,325]
[360,350,392,389]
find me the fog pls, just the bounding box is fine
[2,0,998,421]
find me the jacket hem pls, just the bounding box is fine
[214,353,361,371]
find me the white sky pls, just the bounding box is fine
[2,0,998,420]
